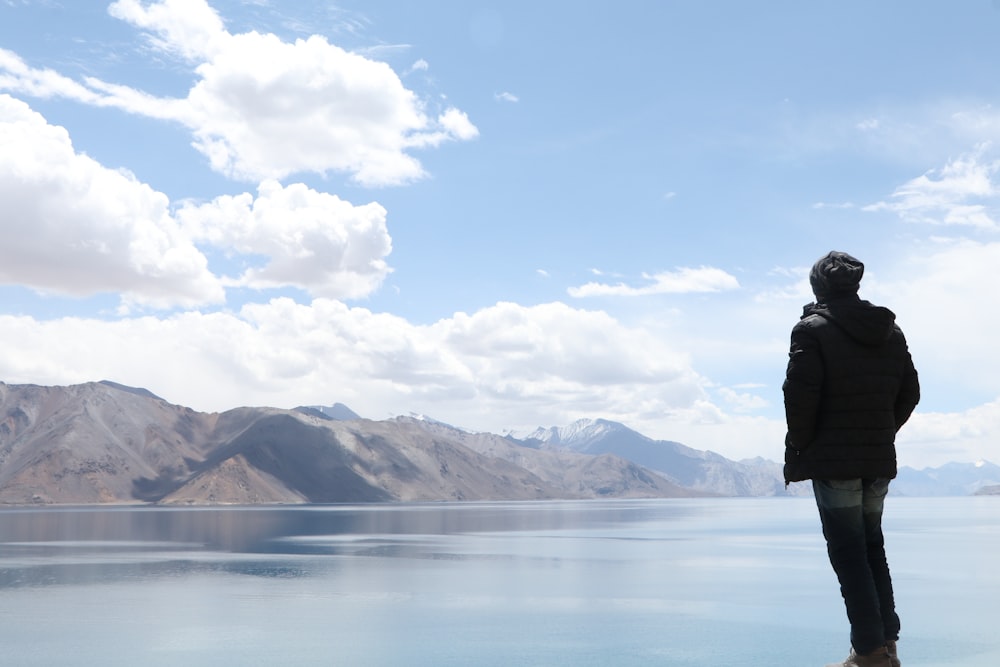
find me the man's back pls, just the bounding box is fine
[783,282,919,483]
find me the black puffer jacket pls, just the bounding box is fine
[782,294,920,483]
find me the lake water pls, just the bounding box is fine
[0,497,997,666]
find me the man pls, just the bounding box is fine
[783,251,920,667]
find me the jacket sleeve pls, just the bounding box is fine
[894,331,920,431]
[782,320,823,451]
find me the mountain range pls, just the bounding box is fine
[0,381,697,505]
[518,418,794,496]
[512,419,1000,498]
[0,381,995,504]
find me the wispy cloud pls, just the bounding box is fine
[717,387,770,412]
[568,267,740,297]
[405,58,429,75]
[864,145,1000,228]
[494,91,518,103]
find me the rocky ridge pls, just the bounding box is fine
[0,381,695,505]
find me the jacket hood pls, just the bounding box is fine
[802,295,897,346]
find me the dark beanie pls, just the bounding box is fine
[809,251,864,300]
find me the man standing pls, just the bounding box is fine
[783,251,920,667]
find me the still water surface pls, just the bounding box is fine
[0,497,997,666]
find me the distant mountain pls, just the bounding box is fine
[296,403,361,421]
[0,382,694,505]
[893,461,1000,496]
[393,417,706,500]
[520,418,802,497]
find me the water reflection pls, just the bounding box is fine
[0,500,700,589]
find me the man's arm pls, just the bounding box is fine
[895,335,920,431]
[783,321,823,450]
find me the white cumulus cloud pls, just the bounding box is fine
[0,0,478,187]
[0,94,223,308]
[177,180,392,299]
[0,299,711,440]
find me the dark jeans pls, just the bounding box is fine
[813,478,900,654]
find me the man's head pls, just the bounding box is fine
[809,251,864,301]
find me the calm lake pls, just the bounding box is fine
[0,497,997,666]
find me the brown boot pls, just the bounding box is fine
[824,646,892,667]
[886,640,901,667]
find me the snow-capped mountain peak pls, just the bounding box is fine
[526,418,632,445]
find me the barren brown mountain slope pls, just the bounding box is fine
[0,381,691,505]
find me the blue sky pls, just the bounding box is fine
[2,0,1000,469]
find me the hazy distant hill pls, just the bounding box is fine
[519,418,802,497]
[892,460,1000,496]
[0,381,692,505]
[296,403,361,421]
